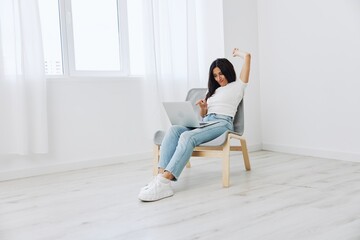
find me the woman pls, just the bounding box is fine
[139,48,251,201]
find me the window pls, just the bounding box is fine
[38,0,144,76]
[38,0,63,75]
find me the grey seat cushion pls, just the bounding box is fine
[153,130,166,145]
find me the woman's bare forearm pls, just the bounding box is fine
[233,48,251,83]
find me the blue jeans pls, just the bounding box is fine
[158,113,233,180]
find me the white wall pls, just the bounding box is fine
[46,78,157,160]
[195,0,226,83]
[223,0,263,150]
[258,0,360,161]
[0,77,162,180]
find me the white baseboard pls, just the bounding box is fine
[0,152,152,182]
[0,143,263,182]
[248,143,263,152]
[262,143,360,163]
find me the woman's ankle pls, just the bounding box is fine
[162,171,174,180]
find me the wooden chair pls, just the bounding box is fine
[153,88,251,187]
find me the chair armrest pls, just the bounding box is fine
[153,130,166,145]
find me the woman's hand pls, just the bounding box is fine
[232,48,241,57]
[232,48,250,59]
[196,99,207,109]
[196,99,208,117]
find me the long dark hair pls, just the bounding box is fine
[205,58,236,100]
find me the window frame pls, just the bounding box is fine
[55,0,130,77]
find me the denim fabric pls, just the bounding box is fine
[158,114,233,180]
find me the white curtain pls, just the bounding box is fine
[142,0,197,102]
[140,0,224,133]
[0,0,48,154]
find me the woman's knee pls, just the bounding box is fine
[168,125,184,135]
[179,131,197,147]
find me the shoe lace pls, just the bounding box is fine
[143,176,158,190]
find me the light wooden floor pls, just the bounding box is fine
[0,151,360,240]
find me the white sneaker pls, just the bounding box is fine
[138,175,174,202]
[140,176,157,191]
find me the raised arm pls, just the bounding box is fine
[232,48,251,83]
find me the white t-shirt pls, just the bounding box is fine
[207,80,247,118]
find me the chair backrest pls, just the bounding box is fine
[185,88,244,135]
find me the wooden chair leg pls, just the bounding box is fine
[222,140,231,187]
[153,145,160,176]
[240,138,251,171]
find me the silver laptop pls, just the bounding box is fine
[162,101,218,128]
